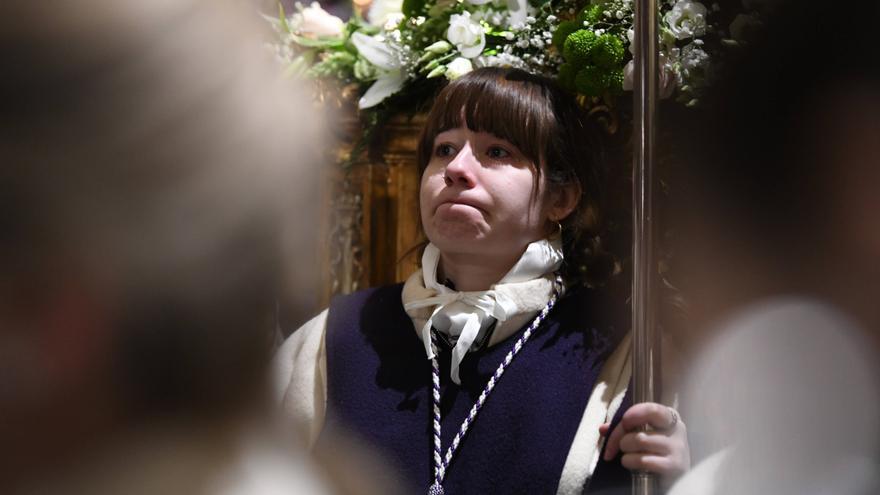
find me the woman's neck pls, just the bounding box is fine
[437,250,523,292]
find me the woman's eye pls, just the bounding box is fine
[435,143,456,157]
[487,146,511,159]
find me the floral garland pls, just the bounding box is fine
[268,0,760,147]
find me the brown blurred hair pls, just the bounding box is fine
[0,0,321,419]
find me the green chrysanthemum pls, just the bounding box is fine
[563,29,597,68]
[592,34,625,69]
[574,65,624,96]
[552,20,580,50]
[605,67,624,94]
[557,63,577,92]
[577,5,604,26]
[353,57,377,81]
[574,65,605,96]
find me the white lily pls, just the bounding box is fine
[351,32,407,109]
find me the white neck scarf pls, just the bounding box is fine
[403,237,564,384]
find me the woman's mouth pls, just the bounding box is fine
[439,198,485,213]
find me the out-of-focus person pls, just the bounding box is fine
[666,1,880,494]
[0,0,330,493]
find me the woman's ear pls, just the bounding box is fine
[547,181,582,222]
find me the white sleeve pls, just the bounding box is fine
[271,309,328,449]
[556,331,632,495]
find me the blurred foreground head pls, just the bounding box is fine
[0,0,321,489]
[672,0,880,341]
[669,2,880,494]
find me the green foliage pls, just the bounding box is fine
[353,57,378,81]
[277,2,292,34]
[264,0,738,149]
[403,0,426,17]
[563,29,597,68]
[557,62,577,92]
[578,5,604,26]
[308,51,357,79]
[290,33,346,49]
[284,51,317,77]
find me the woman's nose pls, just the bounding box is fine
[444,143,478,188]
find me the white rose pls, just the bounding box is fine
[446,12,486,58]
[664,0,708,40]
[293,2,344,38]
[367,0,403,28]
[445,57,474,80]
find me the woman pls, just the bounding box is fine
[274,68,688,494]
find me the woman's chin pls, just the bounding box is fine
[427,219,489,251]
[432,224,484,242]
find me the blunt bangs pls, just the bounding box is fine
[415,67,614,287]
[417,68,559,174]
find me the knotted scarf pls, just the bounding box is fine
[404,237,563,384]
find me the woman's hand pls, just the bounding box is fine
[599,402,690,487]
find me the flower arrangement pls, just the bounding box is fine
[268,0,755,148]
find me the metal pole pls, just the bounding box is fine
[632,0,659,494]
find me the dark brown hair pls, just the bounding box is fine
[417,67,616,286]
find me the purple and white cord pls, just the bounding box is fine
[427,274,563,495]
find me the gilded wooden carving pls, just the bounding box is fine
[318,112,426,308]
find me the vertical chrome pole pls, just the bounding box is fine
[632,0,659,494]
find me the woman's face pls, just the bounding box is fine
[420,126,554,258]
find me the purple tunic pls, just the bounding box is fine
[318,284,632,494]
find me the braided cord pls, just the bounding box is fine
[429,274,563,491]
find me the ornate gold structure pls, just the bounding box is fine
[319,112,427,308]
